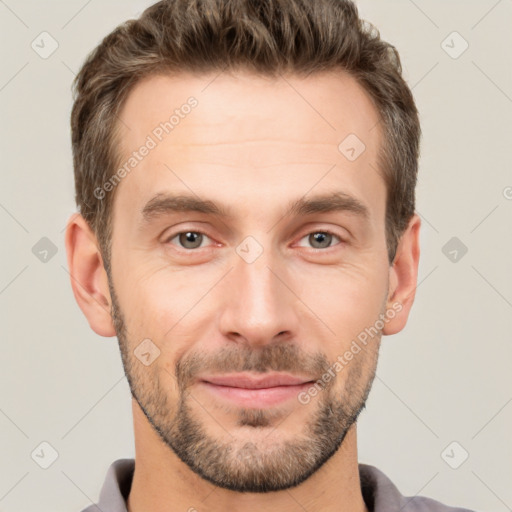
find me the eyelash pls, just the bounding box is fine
[164,229,344,252]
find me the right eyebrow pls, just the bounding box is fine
[141,193,233,224]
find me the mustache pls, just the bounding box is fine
[175,342,332,391]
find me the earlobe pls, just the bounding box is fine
[64,214,116,337]
[382,214,421,336]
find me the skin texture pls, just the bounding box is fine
[66,70,420,512]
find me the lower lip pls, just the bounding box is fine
[199,381,313,408]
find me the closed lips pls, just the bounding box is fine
[200,374,314,389]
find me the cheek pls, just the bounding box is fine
[117,262,216,351]
[292,260,389,343]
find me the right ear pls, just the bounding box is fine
[64,213,116,337]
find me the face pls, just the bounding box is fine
[106,70,394,492]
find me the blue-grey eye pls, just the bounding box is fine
[170,231,208,249]
[297,231,341,249]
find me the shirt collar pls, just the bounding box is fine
[81,458,464,512]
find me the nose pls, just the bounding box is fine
[218,242,299,348]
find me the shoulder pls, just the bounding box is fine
[359,463,479,512]
[78,459,135,512]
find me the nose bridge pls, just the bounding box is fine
[219,237,296,344]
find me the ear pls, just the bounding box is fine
[64,213,116,337]
[382,213,421,336]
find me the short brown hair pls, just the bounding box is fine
[70,0,421,271]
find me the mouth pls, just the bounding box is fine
[197,373,315,408]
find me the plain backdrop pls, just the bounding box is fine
[0,1,511,511]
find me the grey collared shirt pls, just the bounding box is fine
[80,459,477,512]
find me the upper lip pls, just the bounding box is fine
[200,373,314,389]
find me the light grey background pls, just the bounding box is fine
[0,1,511,511]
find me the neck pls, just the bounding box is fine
[127,400,368,512]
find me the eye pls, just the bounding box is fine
[296,230,342,250]
[166,230,212,250]
[164,229,343,252]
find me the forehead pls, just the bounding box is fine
[112,70,385,225]
[117,69,381,150]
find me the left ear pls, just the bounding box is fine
[382,213,421,335]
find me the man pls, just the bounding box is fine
[65,1,476,511]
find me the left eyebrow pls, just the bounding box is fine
[139,190,370,225]
[286,191,370,220]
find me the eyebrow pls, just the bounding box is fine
[140,191,370,224]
